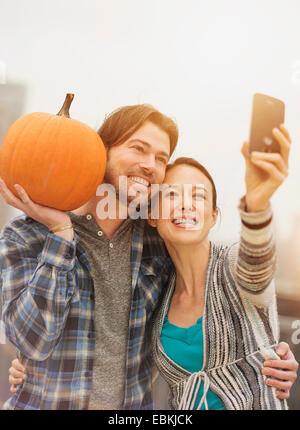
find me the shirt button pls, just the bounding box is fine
[86,214,92,221]
[97,231,103,237]
[109,243,113,249]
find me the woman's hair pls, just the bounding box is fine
[165,157,217,211]
[97,104,178,157]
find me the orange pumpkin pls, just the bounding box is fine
[0,94,106,210]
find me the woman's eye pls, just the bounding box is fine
[165,191,178,198]
[194,193,206,199]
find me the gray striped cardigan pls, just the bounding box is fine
[152,200,288,410]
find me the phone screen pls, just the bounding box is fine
[249,93,285,153]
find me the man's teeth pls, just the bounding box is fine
[129,176,149,187]
[173,219,197,225]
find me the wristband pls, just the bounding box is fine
[50,224,73,234]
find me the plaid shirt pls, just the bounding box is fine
[0,215,172,410]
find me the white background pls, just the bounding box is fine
[1,0,300,243]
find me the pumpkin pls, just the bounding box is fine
[0,94,106,211]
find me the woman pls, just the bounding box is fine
[149,125,293,410]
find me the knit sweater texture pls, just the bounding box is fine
[152,200,288,410]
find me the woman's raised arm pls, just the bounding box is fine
[234,125,291,297]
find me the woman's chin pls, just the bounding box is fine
[159,224,205,246]
[171,224,199,231]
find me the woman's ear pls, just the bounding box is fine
[211,207,219,228]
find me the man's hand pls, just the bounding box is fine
[9,343,298,401]
[9,358,26,394]
[0,178,72,236]
[241,124,291,212]
[262,342,299,400]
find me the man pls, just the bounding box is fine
[0,104,298,409]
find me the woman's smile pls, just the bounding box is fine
[171,214,199,229]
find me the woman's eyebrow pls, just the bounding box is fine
[194,184,207,193]
[162,184,207,192]
[163,184,180,190]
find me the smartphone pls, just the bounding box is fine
[249,93,285,153]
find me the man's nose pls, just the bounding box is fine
[139,154,156,172]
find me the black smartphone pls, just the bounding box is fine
[249,93,285,153]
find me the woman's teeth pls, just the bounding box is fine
[129,176,149,187]
[172,218,197,225]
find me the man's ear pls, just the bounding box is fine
[147,218,157,228]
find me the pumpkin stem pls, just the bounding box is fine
[57,93,74,118]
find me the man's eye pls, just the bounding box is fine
[133,145,144,152]
[157,157,167,165]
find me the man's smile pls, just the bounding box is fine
[128,176,151,188]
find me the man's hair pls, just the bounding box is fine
[166,157,218,211]
[97,104,178,157]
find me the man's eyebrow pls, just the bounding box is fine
[128,139,169,159]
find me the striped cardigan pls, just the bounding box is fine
[152,199,288,410]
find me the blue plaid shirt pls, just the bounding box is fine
[0,215,172,410]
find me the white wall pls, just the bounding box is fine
[1,0,300,242]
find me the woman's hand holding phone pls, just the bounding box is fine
[241,124,291,212]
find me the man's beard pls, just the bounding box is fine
[103,168,153,205]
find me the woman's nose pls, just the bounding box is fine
[182,194,193,211]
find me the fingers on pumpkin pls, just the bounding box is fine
[0,178,29,209]
[0,178,19,207]
[14,184,30,204]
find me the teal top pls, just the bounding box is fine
[161,314,226,410]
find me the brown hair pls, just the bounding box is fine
[166,157,217,211]
[97,104,178,157]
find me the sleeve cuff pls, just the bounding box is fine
[238,196,272,227]
[38,232,78,271]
